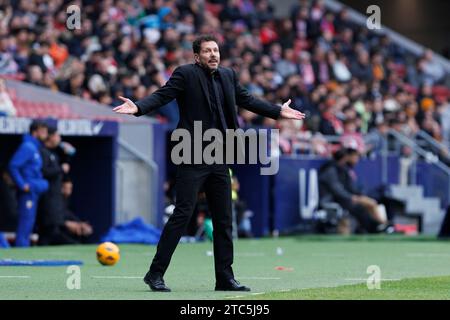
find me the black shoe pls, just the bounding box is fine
[215,278,251,291]
[376,223,396,234]
[143,272,171,292]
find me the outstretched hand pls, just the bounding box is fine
[112,96,139,115]
[279,99,305,120]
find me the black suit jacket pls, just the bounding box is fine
[134,63,281,132]
[38,147,64,227]
[318,161,361,210]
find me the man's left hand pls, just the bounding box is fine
[280,99,306,120]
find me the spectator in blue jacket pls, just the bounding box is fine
[9,120,49,247]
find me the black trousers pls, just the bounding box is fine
[37,224,81,246]
[149,163,234,282]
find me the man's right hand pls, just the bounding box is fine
[65,221,82,236]
[112,96,139,115]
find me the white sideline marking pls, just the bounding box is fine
[226,289,291,299]
[238,277,281,280]
[406,253,450,258]
[235,253,265,257]
[47,252,75,256]
[311,253,347,257]
[91,276,281,280]
[92,276,142,279]
[250,292,266,295]
[0,276,30,279]
[344,278,401,281]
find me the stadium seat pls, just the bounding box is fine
[205,3,223,17]
[13,98,80,119]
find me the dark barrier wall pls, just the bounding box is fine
[154,123,404,237]
[273,158,320,233]
[232,156,400,236]
[152,123,168,229]
[67,135,117,242]
[232,164,272,237]
[416,161,450,209]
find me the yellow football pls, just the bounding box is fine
[96,242,120,266]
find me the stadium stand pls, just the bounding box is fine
[0,0,449,240]
[1,0,449,139]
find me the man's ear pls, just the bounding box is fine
[194,53,199,63]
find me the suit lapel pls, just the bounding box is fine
[195,65,239,128]
[218,68,234,114]
[195,64,213,113]
[218,68,239,128]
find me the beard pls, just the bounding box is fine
[199,59,219,71]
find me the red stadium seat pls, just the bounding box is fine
[13,98,80,119]
[205,3,223,17]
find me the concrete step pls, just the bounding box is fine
[390,184,424,201]
[390,184,444,235]
[406,198,441,215]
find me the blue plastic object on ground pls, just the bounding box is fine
[101,217,161,245]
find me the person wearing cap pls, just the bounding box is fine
[8,120,49,247]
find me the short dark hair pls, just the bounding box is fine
[333,147,359,161]
[47,126,57,136]
[344,147,359,156]
[333,148,347,161]
[192,35,219,54]
[29,120,48,134]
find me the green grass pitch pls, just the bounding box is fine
[1,235,450,300]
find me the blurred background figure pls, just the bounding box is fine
[8,120,49,247]
[37,127,90,245]
[0,78,16,116]
[231,171,254,238]
[61,177,93,243]
[318,147,394,234]
[37,126,71,245]
[0,166,17,233]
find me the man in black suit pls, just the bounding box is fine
[113,35,305,292]
[318,148,393,234]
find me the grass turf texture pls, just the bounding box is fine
[0,235,449,300]
[239,275,450,300]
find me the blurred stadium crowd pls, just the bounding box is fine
[0,0,449,157]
